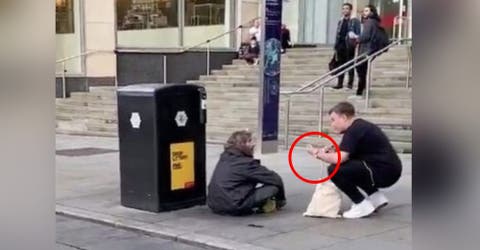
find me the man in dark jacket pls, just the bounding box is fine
[349,4,382,100]
[332,3,361,90]
[207,130,286,216]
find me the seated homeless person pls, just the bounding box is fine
[307,102,402,219]
[207,130,286,216]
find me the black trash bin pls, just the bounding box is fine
[117,83,207,212]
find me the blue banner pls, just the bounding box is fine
[261,0,282,141]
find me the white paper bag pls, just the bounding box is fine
[303,181,342,218]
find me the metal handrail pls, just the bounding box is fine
[393,16,411,40]
[55,50,106,64]
[181,17,260,76]
[56,50,111,99]
[282,38,412,148]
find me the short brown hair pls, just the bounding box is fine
[225,130,253,150]
[328,102,356,117]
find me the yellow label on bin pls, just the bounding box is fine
[170,142,195,191]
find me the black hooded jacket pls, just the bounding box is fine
[207,148,284,214]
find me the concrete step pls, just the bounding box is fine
[56,128,117,137]
[222,64,408,71]
[190,79,410,88]
[212,68,408,77]
[56,103,116,113]
[205,87,411,99]
[56,98,117,108]
[206,72,408,81]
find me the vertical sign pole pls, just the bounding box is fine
[257,0,283,154]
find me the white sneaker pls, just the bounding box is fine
[347,95,363,100]
[368,191,389,211]
[342,200,375,219]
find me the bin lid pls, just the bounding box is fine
[117,83,203,94]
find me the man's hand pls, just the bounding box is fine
[307,144,347,165]
[308,145,334,158]
[307,144,319,156]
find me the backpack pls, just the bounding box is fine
[371,24,390,55]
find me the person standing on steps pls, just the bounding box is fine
[307,102,402,219]
[332,3,361,90]
[349,4,382,100]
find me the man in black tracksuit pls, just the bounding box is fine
[308,102,402,219]
[207,131,286,216]
[332,3,361,90]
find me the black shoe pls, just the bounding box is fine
[331,85,343,90]
[276,199,287,209]
[347,83,353,89]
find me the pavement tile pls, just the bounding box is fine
[250,227,347,250]
[56,135,412,250]
[297,217,410,240]
[316,237,411,250]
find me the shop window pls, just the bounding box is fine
[117,0,179,30]
[185,0,225,26]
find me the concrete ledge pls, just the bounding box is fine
[56,204,272,250]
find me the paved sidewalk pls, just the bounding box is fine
[56,134,412,250]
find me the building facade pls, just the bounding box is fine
[56,0,412,96]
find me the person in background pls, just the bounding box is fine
[243,37,260,65]
[249,19,261,41]
[332,3,361,90]
[207,130,287,216]
[307,102,402,219]
[349,4,381,100]
[281,24,292,54]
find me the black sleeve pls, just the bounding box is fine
[254,46,260,55]
[242,160,283,187]
[340,123,367,154]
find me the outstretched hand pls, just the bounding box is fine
[307,144,320,157]
[307,145,336,158]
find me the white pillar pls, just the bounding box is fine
[408,0,412,39]
[398,0,404,40]
[83,0,116,79]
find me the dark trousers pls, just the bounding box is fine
[244,53,258,64]
[328,160,401,204]
[240,184,286,214]
[336,47,356,88]
[355,60,369,95]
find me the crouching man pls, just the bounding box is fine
[207,130,286,215]
[308,102,402,219]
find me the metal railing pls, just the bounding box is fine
[55,50,112,98]
[181,17,260,76]
[393,16,411,41]
[281,38,412,148]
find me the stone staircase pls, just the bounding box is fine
[56,87,118,137]
[188,46,412,152]
[56,46,411,152]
